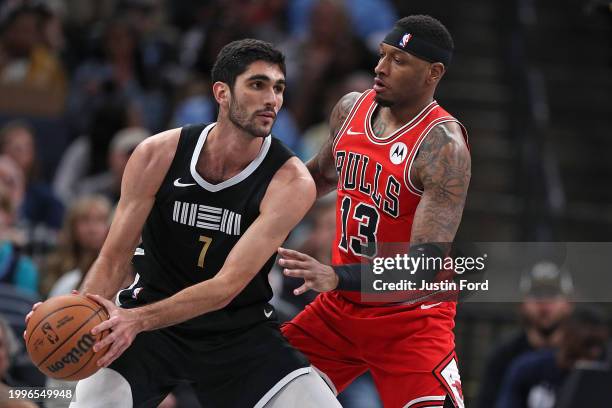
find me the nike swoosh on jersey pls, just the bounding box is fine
[346,128,365,135]
[174,178,197,187]
[420,302,443,310]
[264,308,273,318]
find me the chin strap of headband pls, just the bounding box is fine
[383,28,452,66]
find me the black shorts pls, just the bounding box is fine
[107,320,310,408]
[109,286,311,408]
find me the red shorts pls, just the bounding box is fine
[281,291,464,408]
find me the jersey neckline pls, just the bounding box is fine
[365,99,438,144]
[189,122,272,192]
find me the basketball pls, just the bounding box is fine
[25,294,110,381]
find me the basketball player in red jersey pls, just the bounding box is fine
[279,15,470,408]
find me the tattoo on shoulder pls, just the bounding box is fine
[412,124,471,242]
[415,124,471,200]
[330,92,360,139]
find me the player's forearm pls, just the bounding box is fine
[135,276,234,331]
[80,254,130,299]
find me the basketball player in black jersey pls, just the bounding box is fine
[25,40,340,407]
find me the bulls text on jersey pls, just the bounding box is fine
[335,151,401,218]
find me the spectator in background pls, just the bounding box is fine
[282,0,376,130]
[0,315,37,408]
[37,1,66,57]
[0,159,38,295]
[66,17,150,132]
[122,0,178,90]
[300,71,371,159]
[120,0,178,132]
[54,95,132,204]
[288,0,398,50]
[170,74,215,127]
[0,154,24,221]
[495,305,610,408]
[76,127,150,204]
[0,121,64,231]
[0,2,66,96]
[191,1,253,76]
[43,195,111,297]
[475,261,574,408]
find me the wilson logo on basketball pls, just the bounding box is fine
[46,333,96,373]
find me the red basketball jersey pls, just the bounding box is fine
[331,89,469,303]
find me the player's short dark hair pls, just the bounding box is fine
[211,39,285,89]
[395,15,454,51]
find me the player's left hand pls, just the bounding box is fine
[278,247,339,295]
[87,293,144,367]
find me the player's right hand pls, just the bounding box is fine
[278,247,340,295]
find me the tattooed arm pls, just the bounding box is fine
[306,92,361,198]
[411,122,471,248]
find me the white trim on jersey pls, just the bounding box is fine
[190,122,272,192]
[402,395,446,408]
[332,90,372,154]
[364,100,438,145]
[253,366,312,408]
[115,273,141,306]
[403,118,458,196]
[403,118,470,198]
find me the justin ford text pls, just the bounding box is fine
[371,253,489,291]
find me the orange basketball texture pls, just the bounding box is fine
[25,295,110,381]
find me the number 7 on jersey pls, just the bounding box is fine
[198,235,213,268]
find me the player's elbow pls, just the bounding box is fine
[301,176,317,207]
[216,295,233,310]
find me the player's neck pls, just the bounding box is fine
[384,96,435,126]
[197,121,264,183]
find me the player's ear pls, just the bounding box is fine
[427,62,445,85]
[212,81,231,106]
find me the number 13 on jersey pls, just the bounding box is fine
[338,196,380,257]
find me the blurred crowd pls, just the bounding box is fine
[0,0,395,406]
[0,1,610,408]
[0,0,396,281]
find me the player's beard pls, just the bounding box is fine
[374,94,395,107]
[228,95,272,138]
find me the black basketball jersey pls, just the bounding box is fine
[126,122,294,333]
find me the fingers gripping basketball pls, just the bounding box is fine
[25,294,110,381]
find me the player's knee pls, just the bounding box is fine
[265,369,341,408]
[69,368,132,408]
